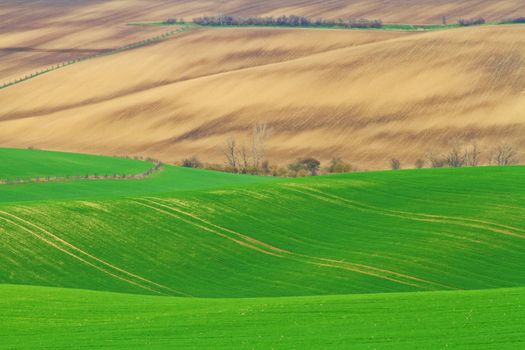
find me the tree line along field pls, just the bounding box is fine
[1,149,524,348]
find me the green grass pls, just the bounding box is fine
[1,149,524,348]
[1,164,524,297]
[1,284,523,349]
[0,149,277,203]
[0,148,153,179]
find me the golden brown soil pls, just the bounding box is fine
[1,1,525,169]
[2,0,524,80]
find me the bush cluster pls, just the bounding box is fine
[181,156,354,178]
[458,17,486,26]
[501,17,525,24]
[191,15,383,29]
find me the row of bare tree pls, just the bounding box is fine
[221,122,271,174]
[182,128,521,176]
[391,142,519,170]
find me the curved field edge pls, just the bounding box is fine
[1,166,524,297]
[0,148,153,180]
[0,284,523,349]
[0,165,279,204]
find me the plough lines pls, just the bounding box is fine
[136,198,453,291]
[0,210,189,296]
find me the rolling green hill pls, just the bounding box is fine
[0,149,277,204]
[1,149,524,348]
[1,284,523,349]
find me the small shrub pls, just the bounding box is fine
[501,17,525,24]
[348,18,383,28]
[260,160,271,175]
[427,151,447,168]
[287,158,321,176]
[415,159,425,169]
[301,158,321,176]
[273,166,288,177]
[327,158,353,173]
[390,158,401,170]
[458,17,485,26]
[181,156,202,168]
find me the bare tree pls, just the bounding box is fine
[446,141,465,168]
[494,144,517,166]
[238,141,250,174]
[251,122,270,170]
[390,158,401,170]
[427,150,446,168]
[223,137,238,172]
[415,159,425,169]
[464,143,481,167]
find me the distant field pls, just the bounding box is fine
[2,24,524,169]
[1,149,524,347]
[1,284,523,349]
[2,1,525,169]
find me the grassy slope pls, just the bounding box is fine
[0,148,153,179]
[1,284,523,349]
[1,165,524,297]
[1,150,524,348]
[0,165,278,204]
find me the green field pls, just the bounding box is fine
[0,148,153,180]
[1,149,524,348]
[2,285,523,349]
